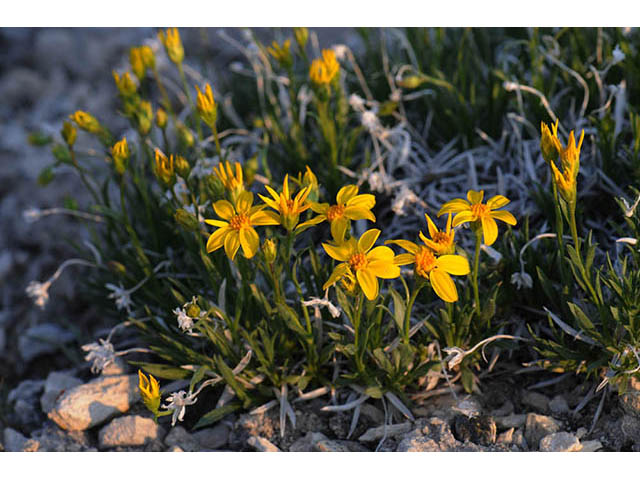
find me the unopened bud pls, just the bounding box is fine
[175,208,200,232]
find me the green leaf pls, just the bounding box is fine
[129,362,190,380]
[364,385,384,399]
[461,367,475,393]
[194,403,241,430]
[389,287,406,334]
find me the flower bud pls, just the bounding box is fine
[138,370,161,416]
[154,149,175,186]
[540,120,561,165]
[156,108,168,129]
[111,137,130,175]
[61,121,77,148]
[262,238,277,264]
[70,111,102,134]
[267,39,292,68]
[176,122,194,149]
[195,83,217,128]
[136,100,153,135]
[113,71,137,97]
[293,27,308,50]
[158,27,184,65]
[107,260,127,275]
[140,45,155,70]
[397,75,424,89]
[174,154,190,178]
[175,208,200,232]
[129,47,145,80]
[302,165,319,202]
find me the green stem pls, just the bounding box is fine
[212,121,223,160]
[404,280,424,345]
[551,178,565,259]
[353,291,365,373]
[472,230,482,313]
[177,62,203,144]
[152,65,174,119]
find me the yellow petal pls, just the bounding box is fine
[367,245,395,262]
[481,215,498,246]
[310,202,330,214]
[394,253,416,266]
[205,219,229,228]
[330,217,349,243]
[452,210,474,227]
[264,185,281,203]
[385,239,419,254]
[323,262,349,290]
[322,240,354,262]
[282,174,290,200]
[250,210,280,226]
[435,255,470,276]
[438,199,470,216]
[239,227,259,258]
[356,269,378,300]
[467,190,484,204]
[258,194,280,212]
[206,227,229,253]
[224,230,240,260]
[487,195,510,210]
[236,191,254,213]
[336,185,358,205]
[491,210,517,226]
[343,206,376,222]
[295,215,326,232]
[367,260,400,279]
[346,193,375,210]
[425,213,438,238]
[357,229,380,253]
[214,200,235,220]
[430,269,458,302]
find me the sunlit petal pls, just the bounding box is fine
[356,269,378,300]
[430,269,458,303]
[436,255,470,275]
[481,215,498,246]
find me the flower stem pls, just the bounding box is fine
[404,280,424,345]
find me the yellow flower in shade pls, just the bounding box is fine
[195,83,217,128]
[309,49,340,85]
[294,165,319,202]
[213,161,245,202]
[111,137,130,175]
[298,185,375,242]
[138,370,161,416]
[387,239,470,303]
[158,28,184,65]
[69,111,102,134]
[540,119,562,165]
[438,190,517,246]
[259,175,312,232]
[205,191,279,260]
[420,213,456,255]
[112,71,137,96]
[156,107,168,129]
[140,45,155,70]
[267,39,292,67]
[293,27,308,50]
[262,238,277,264]
[154,149,175,185]
[550,129,585,205]
[61,121,77,148]
[322,229,400,301]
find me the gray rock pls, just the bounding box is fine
[620,377,640,418]
[289,432,329,452]
[491,400,514,417]
[30,423,92,452]
[18,323,75,362]
[513,428,528,450]
[358,422,413,442]
[247,435,280,452]
[397,418,459,452]
[164,426,201,452]
[539,432,581,452]
[549,395,569,415]
[360,403,385,424]
[495,413,526,429]
[8,379,45,428]
[166,446,185,452]
[33,29,76,74]
[525,414,561,449]
[580,440,603,452]
[0,68,45,108]
[40,371,83,414]
[620,414,640,444]
[452,415,497,446]
[315,440,351,452]
[8,379,45,404]
[3,427,39,452]
[522,391,550,413]
[48,374,140,431]
[192,424,230,450]
[575,427,588,440]
[98,415,163,449]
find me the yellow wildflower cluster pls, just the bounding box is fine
[158,28,184,65]
[154,149,175,186]
[267,39,292,67]
[195,83,217,128]
[309,49,340,85]
[129,46,155,80]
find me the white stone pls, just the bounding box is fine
[98,415,163,448]
[247,435,280,452]
[48,374,139,431]
[539,432,581,452]
[40,371,83,414]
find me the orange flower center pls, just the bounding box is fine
[432,231,451,245]
[327,205,345,222]
[229,213,250,230]
[414,248,436,278]
[348,252,368,271]
[470,203,489,220]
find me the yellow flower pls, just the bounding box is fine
[129,47,145,80]
[540,119,562,165]
[195,83,217,128]
[295,165,319,202]
[322,229,400,301]
[420,213,456,255]
[550,129,585,205]
[138,370,161,416]
[267,39,292,67]
[174,155,190,178]
[140,45,155,70]
[262,238,277,263]
[112,71,137,96]
[438,190,517,246]
[293,27,308,50]
[213,161,245,202]
[299,185,375,242]
[158,27,184,65]
[388,238,470,303]
[154,149,175,185]
[156,107,168,129]
[61,121,77,148]
[135,100,153,135]
[69,111,102,134]
[309,49,340,85]
[259,174,311,232]
[111,137,130,175]
[205,191,279,260]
